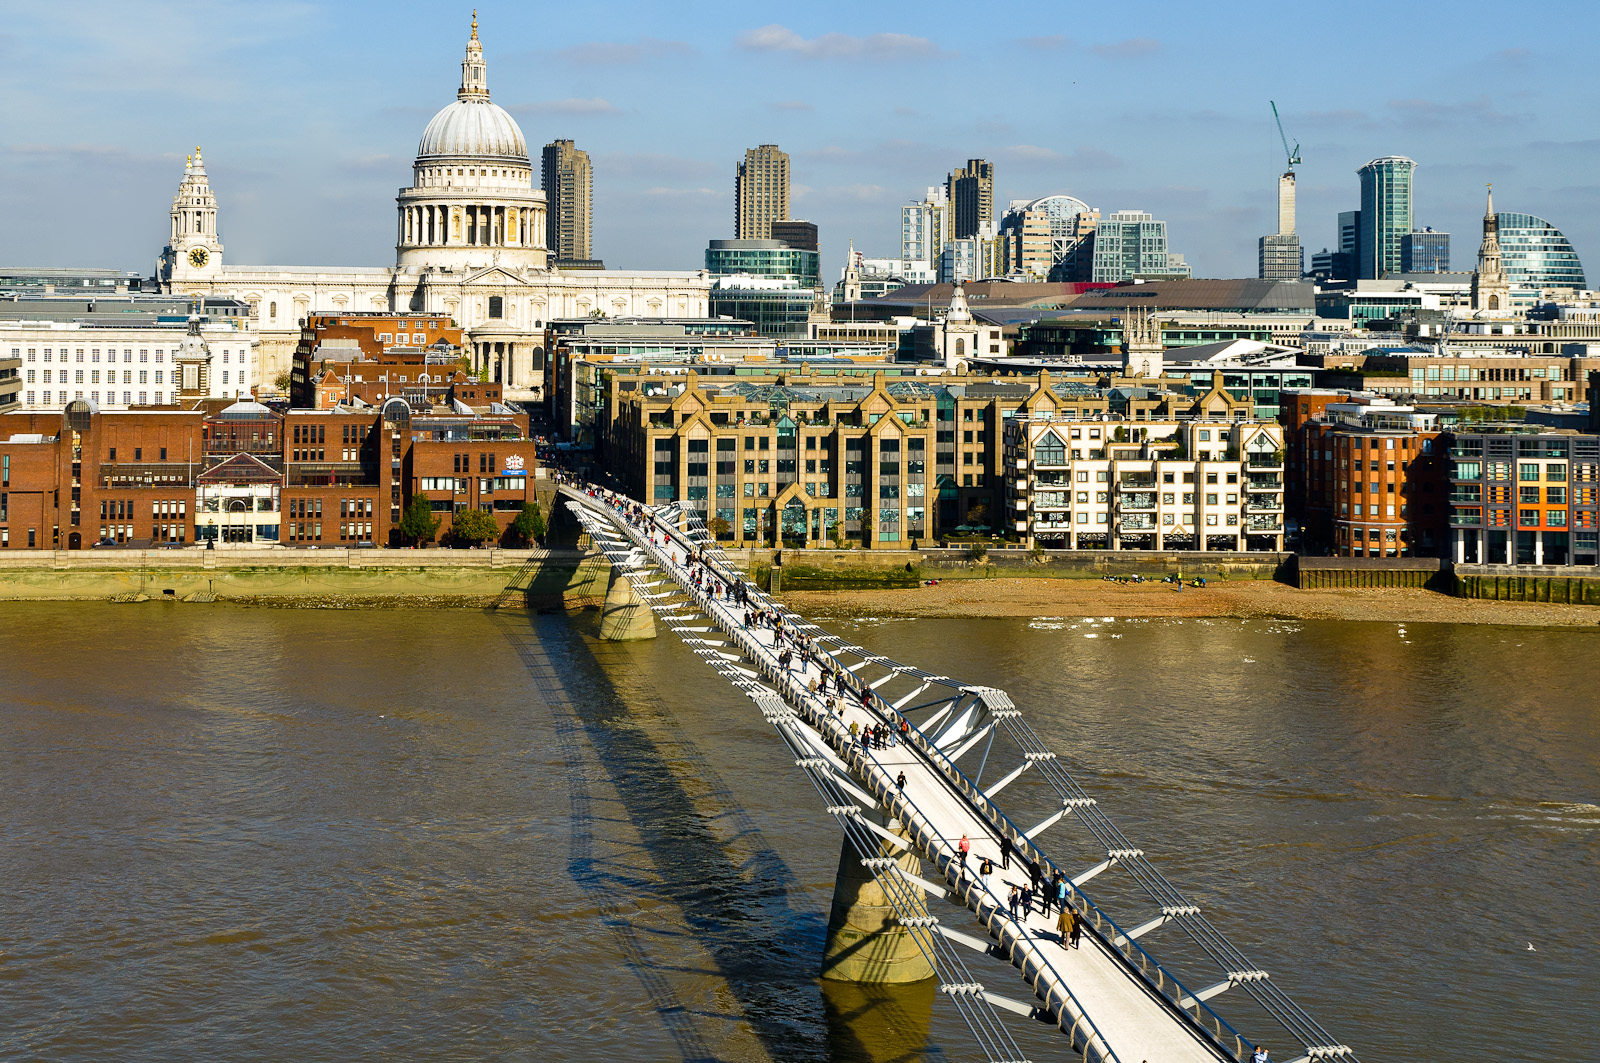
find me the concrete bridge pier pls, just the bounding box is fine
[598,569,657,641]
[821,810,936,984]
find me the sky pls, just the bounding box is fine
[4,0,1599,281]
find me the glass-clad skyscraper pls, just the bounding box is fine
[1495,212,1587,289]
[1357,156,1415,278]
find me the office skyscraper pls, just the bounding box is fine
[735,144,790,239]
[1356,156,1415,279]
[1258,171,1303,280]
[947,159,994,240]
[541,139,594,264]
[1401,229,1450,273]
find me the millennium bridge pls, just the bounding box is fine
[560,484,1358,1063]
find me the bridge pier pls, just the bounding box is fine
[598,568,656,641]
[821,810,935,984]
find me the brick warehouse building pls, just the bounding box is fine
[0,398,537,549]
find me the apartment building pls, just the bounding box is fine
[1448,426,1600,566]
[1004,380,1284,552]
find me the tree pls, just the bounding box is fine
[709,515,732,540]
[450,507,500,546]
[273,370,292,393]
[509,500,546,545]
[399,496,440,546]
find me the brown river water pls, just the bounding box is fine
[0,602,1595,1062]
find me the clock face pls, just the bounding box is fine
[188,247,209,268]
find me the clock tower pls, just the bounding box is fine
[159,146,224,286]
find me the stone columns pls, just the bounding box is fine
[820,810,935,984]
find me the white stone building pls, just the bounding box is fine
[3,315,254,410]
[157,15,710,395]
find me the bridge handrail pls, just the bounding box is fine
[567,490,1107,1062]
[618,496,1243,1060]
[566,488,1345,1063]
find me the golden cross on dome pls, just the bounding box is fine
[471,10,478,39]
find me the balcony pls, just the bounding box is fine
[1118,478,1157,489]
[1247,516,1283,532]
[1449,490,1484,503]
[1118,492,1157,510]
[1247,454,1284,469]
[1246,498,1282,512]
[1120,516,1157,531]
[1247,475,1282,491]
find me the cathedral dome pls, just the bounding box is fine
[414,13,528,164]
[417,100,528,163]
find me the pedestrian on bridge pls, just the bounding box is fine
[999,834,1014,870]
[1008,884,1021,920]
[1057,905,1080,950]
[958,834,971,870]
[1251,1048,1270,1063]
[896,771,906,791]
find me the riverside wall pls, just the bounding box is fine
[0,547,612,604]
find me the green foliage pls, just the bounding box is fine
[398,495,440,545]
[273,370,292,392]
[966,542,989,562]
[509,501,546,545]
[450,507,500,545]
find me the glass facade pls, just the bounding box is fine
[1089,211,1191,282]
[1495,213,1587,290]
[705,239,819,289]
[1401,229,1450,272]
[707,287,814,338]
[1357,156,1415,279]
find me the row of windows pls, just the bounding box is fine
[26,390,173,405]
[30,369,164,385]
[10,347,246,364]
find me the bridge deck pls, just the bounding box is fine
[724,594,1223,1063]
[556,486,1348,1063]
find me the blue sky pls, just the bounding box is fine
[4,0,1598,280]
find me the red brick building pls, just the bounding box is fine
[0,398,538,549]
[1282,390,1445,557]
[0,404,204,549]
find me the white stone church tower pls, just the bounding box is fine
[158,148,224,286]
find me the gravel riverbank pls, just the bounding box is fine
[782,578,1600,627]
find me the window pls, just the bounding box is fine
[1519,463,1540,481]
[488,296,503,318]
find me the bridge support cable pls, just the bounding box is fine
[573,498,1042,1063]
[560,488,1360,1063]
[976,703,1354,1057]
[574,491,1180,1062]
[639,508,1125,1062]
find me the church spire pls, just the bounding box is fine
[459,11,489,100]
[1472,182,1508,313]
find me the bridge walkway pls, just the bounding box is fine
[559,486,1357,1063]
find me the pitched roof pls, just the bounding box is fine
[198,452,282,484]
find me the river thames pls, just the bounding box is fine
[0,602,1594,1061]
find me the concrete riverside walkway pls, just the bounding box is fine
[561,486,1353,1063]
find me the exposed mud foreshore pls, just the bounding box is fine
[781,577,1600,628]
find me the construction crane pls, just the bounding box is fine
[1271,100,1301,172]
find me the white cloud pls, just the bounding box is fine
[736,24,950,61]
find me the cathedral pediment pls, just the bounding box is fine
[459,265,538,288]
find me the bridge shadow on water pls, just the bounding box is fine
[491,604,939,1063]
